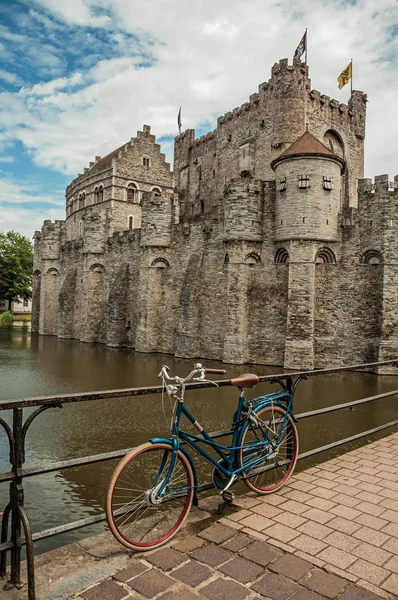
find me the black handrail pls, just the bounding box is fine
[0,358,397,600]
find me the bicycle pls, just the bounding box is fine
[106,363,299,551]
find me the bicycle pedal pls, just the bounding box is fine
[221,490,234,505]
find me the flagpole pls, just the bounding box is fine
[305,28,308,65]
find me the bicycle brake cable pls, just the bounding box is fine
[161,374,171,430]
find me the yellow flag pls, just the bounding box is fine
[338,61,352,89]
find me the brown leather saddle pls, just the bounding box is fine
[229,373,259,388]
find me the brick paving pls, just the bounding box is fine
[71,433,398,600]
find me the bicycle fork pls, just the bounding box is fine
[150,438,180,502]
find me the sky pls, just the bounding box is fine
[0,0,397,239]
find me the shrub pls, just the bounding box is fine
[0,311,14,324]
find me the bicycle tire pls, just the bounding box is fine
[106,442,194,550]
[239,404,298,493]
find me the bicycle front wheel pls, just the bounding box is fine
[106,442,194,550]
[240,405,298,494]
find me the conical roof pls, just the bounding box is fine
[271,131,345,172]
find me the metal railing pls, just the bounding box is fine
[0,359,397,599]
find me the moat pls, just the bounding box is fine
[0,323,397,555]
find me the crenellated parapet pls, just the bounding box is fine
[35,220,65,261]
[358,174,398,195]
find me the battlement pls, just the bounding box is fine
[309,90,349,114]
[176,58,365,157]
[358,174,398,194]
[42,219,65,231]
[193,131,216,146]
[271,57,309,78]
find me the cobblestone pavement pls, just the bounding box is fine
[71,522,393,600]
[70,433,398,600]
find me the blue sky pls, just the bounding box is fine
[0,0,397,238]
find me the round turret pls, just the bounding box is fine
[271,131,345,242]
[224,178,263,241]
[268,58,310,151]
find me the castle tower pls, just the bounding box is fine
[268,58,310,153]
[271,132,345,369]
[136,190,174,353]
[32,220,64,335]
[222,178,264,363]
[224,178,264,241]
[357,174,398,372]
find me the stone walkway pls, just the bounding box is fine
[68,432,398,600]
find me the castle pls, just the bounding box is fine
[32,58,398,371]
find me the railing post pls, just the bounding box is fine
[285,376,294,406]
[9,408,23,590]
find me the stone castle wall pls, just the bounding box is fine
[32,59,397,371]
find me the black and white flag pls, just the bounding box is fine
[294,30,307,60]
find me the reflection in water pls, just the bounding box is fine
[0,324,397,554]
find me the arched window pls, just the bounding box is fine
[151,187,161,197]
[90,264,105,273]
[127,183,138,203]
[323,130,344,159]
[151,258,170,268]
[275,248,289,264]
[128,216,134,230]
[361,250,383,265]
[245,253,261,266]
[47,268,59,276]
[98,186,103,202]
[315,247,337,264]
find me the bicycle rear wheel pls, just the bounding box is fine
[240,404,298,493]
[106,442,194,550]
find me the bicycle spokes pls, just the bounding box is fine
[240,405,299,493]
[107,443,194,549]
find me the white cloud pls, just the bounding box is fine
[1,0,398,185]
[22,73,83,97]
[0,175,65,238]
[0,69,23,86]
[0,175,64,206]
[0,205,64,239]
[30,0,112,28]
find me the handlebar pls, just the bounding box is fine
[158,363,226,386]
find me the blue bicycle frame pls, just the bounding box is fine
[151,389,294,499]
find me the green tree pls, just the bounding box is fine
[0,231,33,311]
